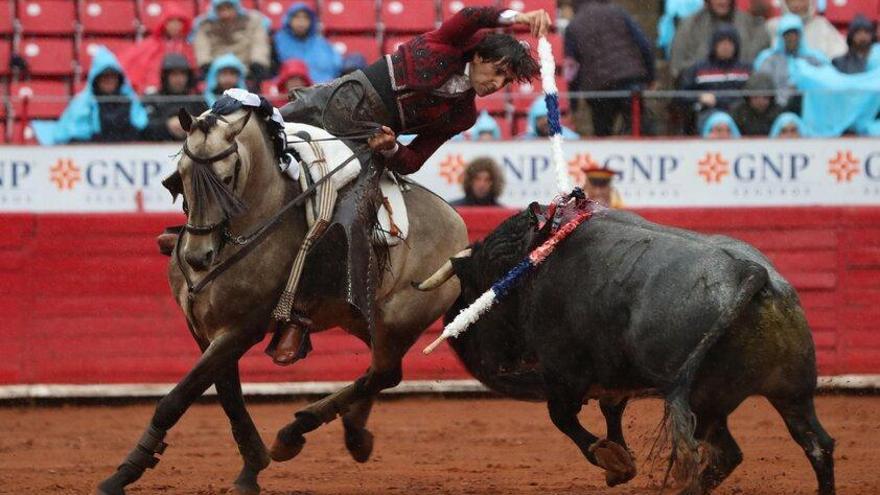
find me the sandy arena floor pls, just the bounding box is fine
[0,394,877,494]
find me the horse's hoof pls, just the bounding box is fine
[232,481,261,495]
[344,427,374,463]
[589,438,637,483]
[269,433,305,462]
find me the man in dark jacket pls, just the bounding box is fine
[564,0,655,136]
[143,53,208,141]
[678,23,751,133]
[730,72,783,135]
[449,157,505,206]
[832,14,876,74]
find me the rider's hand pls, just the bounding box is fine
[368,126,398,153]
[515,10,551,38]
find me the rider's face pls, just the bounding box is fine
[469,54,513,97]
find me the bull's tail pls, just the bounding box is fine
[660,260,769,494]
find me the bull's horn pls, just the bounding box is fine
[411,248,472,291]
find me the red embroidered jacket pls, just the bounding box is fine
[384,6,508,174]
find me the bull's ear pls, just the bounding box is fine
[527,202,543,225]
[450,250,478,289]
[178,108,194,134]
[161,170,183,201]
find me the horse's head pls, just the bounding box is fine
[173,107,252,271]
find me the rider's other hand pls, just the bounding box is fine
[516,10,551,38]
[368,126,397,153]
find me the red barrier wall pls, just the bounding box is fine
[1,207,878,386]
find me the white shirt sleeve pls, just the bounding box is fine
[380,142,400,158]
[499,10,519,24]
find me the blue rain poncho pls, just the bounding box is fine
[272,2,342,83]
[701,111,742,138]
[769,111,809,137]
[468,110,502,140]
[754,14,829,106]
[519,97,580,139]
[657,0,703,58]
[203,53,247,107]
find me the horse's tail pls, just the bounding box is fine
[658,259,769,493]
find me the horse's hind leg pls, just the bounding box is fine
[215,365,271,494]
[770,395,835,495]
[342,398,375,463]
[96,332,251,495]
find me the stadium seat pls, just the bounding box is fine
[197,0,257,13]
[510,75,568,113]
[441,0,499,20]
[139,0,197,32]
[825,0,880,23]
[0,82,7,118]
[332,34,381,63]
[501,0,556,25]
[495,115,512,139]
[260,0,318,30]
[0,39,10,77]
[80,0,140,35]
[78,38,135,76]
[382,0,437,33]
[18,38,75,76]
[382,34,410,54]
[735,0,780,17]
[10,80,70,119]
[10,120,38,144]
[0,122,6,143]
[17,0,77,35]
[0,0,13,34]
[321,0,379,33]
[476,90,508,114]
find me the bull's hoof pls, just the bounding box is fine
[589,439,637,485]
[269,431,305,462]
[344,427,374,463]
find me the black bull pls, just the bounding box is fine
[430,206,835,495]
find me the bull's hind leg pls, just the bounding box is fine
[770,395,835,495]
[215,365,271,494]
[691,414,742,493]
[599,397,630,453]
[545,375,637,487]
[96,332,253,495]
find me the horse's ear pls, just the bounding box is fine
[178,108,193,134]
[162,170,183,201]
[224,112,252,141]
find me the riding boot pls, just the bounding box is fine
[266,312,314,366]
[156,225,183,257]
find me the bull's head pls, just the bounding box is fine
[415,202,546,293]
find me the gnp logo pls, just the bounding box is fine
[0,160,31,188]
[828,151,859,182]
[50,158,81,190]
[567,153,600,184]
[697,151,810,184]
[439,154,466,184]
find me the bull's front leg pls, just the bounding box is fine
[545,375,637,487]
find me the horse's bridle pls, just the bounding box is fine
[181,140,243,236]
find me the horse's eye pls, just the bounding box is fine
[223,176,233,186]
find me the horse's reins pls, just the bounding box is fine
[181,140,242,235]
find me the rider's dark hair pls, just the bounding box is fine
[470,33,540,83]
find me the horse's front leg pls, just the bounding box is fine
[96,331,253,495]
[269,325,406,462]
[215,364,271,495]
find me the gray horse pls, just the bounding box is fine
[97,105,467,494]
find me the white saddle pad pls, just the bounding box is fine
[375,174,408,247]
[283,122,361,188]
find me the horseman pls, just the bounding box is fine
[161,6,549,365]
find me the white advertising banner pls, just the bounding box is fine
[1,138,880,212]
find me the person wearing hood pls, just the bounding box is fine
[193,0,271,86]
[755,14,829,111]
[119,4,194,94]
[266,59,313,106]
[730,72,784,135]
[518,97,580,139]
[203,53,247,107]
[657,0,704,58]
[769,111,809,137]
[32,46,147,145]
[564,0,655,136]
[678,23,752,133]
[273,2,342,84]
[832,15,877,74]
[702,110,742,138]
[142,53,208,141]
[468,110,502,140]
[766,0,846,59]
[341,53,368,76]
[449,156,505,206]
[670,0,770,80]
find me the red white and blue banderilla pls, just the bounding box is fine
[422,37,591,355]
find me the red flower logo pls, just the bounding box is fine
[698,152,729,184]
[439,154,466,185]
[49,158,81,191]
[828,151,859,183]
[567,153,600,184]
